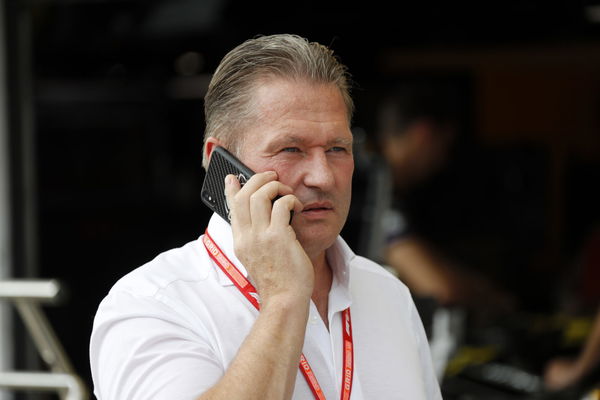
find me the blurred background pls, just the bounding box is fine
[1,0,600,399]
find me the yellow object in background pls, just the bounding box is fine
[582,388,600,400]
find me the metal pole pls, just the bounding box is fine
[0,280,61,302]
[13,300,75,375]
[0,280,89,399]
[0,0,14,398]
[0,372,87,400]
[16,0,38,280]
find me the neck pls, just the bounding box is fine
[311,251,333,329]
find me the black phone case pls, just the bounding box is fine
[201,146,255,223]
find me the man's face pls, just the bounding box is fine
[237,78,354,259]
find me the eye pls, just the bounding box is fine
[281,147,300,153]
[328,146,348,153]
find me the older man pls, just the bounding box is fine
[90,34,441,400]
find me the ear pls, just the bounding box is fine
[204,137,225,163]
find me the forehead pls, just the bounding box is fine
[251,78,348,114]
[242,78,352,145]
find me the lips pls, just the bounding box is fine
[301,201,334,213]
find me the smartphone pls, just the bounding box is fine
[201,146,255,223]
[201,146,293,224]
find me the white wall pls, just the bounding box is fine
[0,0,14,399]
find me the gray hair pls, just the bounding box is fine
[202,33,354,169]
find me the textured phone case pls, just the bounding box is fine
[201,147,255,223]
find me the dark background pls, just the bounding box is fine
[4,0,600,398]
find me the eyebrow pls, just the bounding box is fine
[266,135,353,151]
[330,137,354,147]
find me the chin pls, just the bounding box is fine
[296,225,339,258]
[300,239,336,260]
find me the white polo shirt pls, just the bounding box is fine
[90,214,442,400]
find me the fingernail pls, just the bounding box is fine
[224,175,232,185]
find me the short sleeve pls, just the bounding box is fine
[90,290,223,400]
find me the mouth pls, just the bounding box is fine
[301,202,334,215]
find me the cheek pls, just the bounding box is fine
[337,160,354,191]
[251,159,299,188]
[273,164,301,189]
[241,154,282,176]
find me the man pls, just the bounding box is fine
[90,34,441,399]
[376,83,515,312]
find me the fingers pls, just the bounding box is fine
[224,174,244,227]
[271,195,303,227]
[225,171,296,231]
[225,171,275,229]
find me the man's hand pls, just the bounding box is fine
[225,170,313,306]
[197,171,313,400]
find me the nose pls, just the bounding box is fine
[302,150,335,190]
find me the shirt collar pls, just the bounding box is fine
[326,236,355,314]
[205,213,249,286]
[204,213,356,293]
[326,236,355,290]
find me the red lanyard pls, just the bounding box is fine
[203,230,354,400]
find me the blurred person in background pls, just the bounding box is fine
[544,225,600,391]
[544,307,600,391]
[374,82,516,315]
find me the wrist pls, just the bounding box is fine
[260,293,310,319]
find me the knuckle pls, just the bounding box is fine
[262,231,278,245]
[249,191,262,204]
[278,194,294,207]
[232,193,244,207]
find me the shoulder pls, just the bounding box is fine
[351,255,407,288]
[349,255,414,307]
[108,237,213,299]
[90,238,227,400]
[332,236,411,300]
[92,236,218,339]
